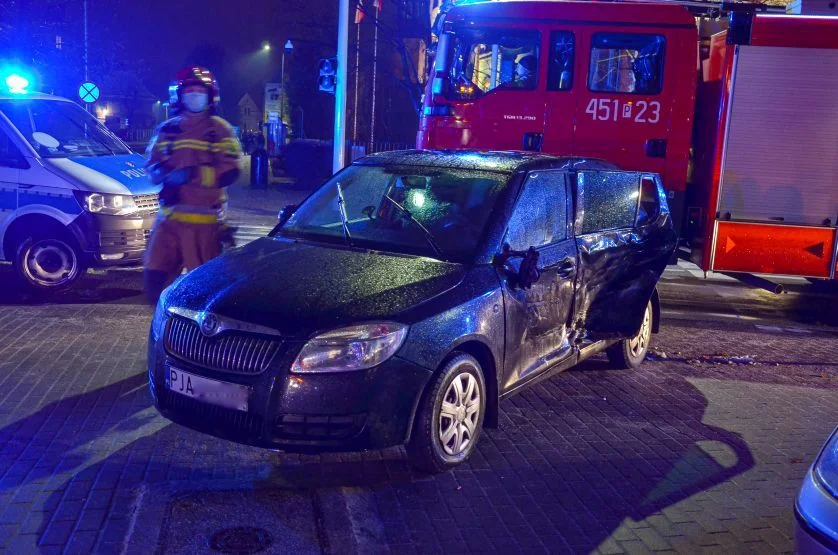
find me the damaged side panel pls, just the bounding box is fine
[572,172,676,340]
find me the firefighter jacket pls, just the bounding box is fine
[146,114,242,224]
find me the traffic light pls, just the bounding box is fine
[318,58,337,94]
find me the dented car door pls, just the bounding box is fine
[572,171,676,340]
[500,170,578,392]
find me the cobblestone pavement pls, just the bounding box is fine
[0,288,836,554]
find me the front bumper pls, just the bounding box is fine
[794,465,838,554]
[70,212,157,266]
[147,328,434,452]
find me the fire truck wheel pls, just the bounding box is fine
[606,301,653,369]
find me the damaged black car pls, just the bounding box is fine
[147,150,676,472]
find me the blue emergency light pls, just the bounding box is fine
[5,74,29,94]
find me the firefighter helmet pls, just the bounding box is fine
[169,66,220,113]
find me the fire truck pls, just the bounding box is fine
[417,1,838,281]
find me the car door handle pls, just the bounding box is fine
[556,260,576,278]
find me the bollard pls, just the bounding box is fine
[250,147,269,188]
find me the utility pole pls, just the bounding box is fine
[333,0,349,173]
[84,0,90,112]
[369,8,379,152]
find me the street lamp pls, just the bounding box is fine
[281,40,293,124]
[262,41,271,52]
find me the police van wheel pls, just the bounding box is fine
[14,234,86,292]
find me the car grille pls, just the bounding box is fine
[274,414,366,441]
[134,194,160,216]
[164,316,281,375]
[159,388,263,440]
[99,229,151,249]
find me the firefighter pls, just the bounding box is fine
[143,66,242,304]
[514,54,537,88]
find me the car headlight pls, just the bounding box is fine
[814,428,838,498]
[291,322,408,373]
[75,191,139,216]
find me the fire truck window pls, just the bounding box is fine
[636,176,661,226]
[547,32,575,91]
[577,171,640,234]
[449,29,540,98]
[588,33,665,95]
[505,171,568,250]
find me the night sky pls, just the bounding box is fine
[111,0,337,117]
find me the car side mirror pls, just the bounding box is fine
[493,244,541,290]
[278,204,296,226]
[362,205,376,220]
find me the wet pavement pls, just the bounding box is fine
[0,183,837,554]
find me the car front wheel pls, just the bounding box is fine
[606,300,653,369]
[406,353,486,473]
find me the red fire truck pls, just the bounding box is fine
[417,1,838,281]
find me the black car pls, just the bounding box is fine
[148,150,676,472]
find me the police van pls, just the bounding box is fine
[0,76,160,291]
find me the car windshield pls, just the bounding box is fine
[280,164,509,261]
[0,99,130,158]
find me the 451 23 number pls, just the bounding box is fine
[585,99,660,124]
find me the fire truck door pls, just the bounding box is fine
[572,28,674,177]
[541,30,578,155]
[448,27,546,151]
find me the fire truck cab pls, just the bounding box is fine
[418,1,698,231]
[420,1,838,282]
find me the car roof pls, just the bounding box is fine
[355,150,619,173]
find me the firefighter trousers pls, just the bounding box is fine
[143,218,222,303]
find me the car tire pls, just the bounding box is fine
[406,353,486,473]
[606,300,653,369]
[13,232,86,294]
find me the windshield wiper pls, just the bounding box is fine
[335,182,353,247]
[383,193,443,259]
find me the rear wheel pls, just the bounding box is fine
[13,232,86,293]
[606,301,653,369]
[406,353,486,473]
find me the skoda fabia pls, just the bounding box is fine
[148,151,675,472]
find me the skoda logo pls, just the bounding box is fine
[200,313,220,337]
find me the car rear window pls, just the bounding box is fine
[636,175,662,226]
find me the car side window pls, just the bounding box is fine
[505,171,568,250]
[0,127,26,168]
[636,175,661,226]
[576,171,640,234]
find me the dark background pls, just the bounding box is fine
[0,0,428,143]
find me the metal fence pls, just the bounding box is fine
[121,128,154,143]
[349,141,413,161]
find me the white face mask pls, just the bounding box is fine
[182,92,209,113]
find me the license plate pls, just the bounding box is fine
[165,366,251,412]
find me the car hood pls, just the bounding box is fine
[166,237,467,338]
[45,153,159,195]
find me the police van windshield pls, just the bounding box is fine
[0,99,130,158]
